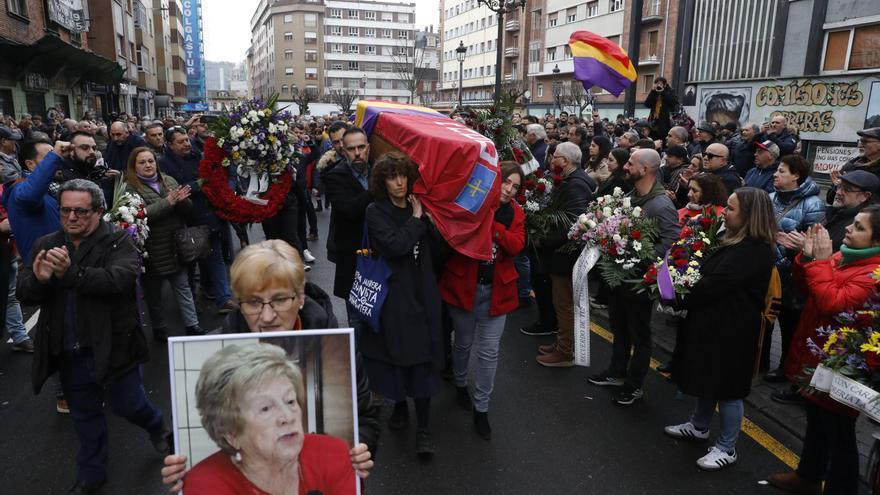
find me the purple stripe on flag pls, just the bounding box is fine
[572,56,634,97]
[656,250,676,301]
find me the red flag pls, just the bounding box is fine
[371,113,500,261]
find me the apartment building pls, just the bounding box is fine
[620,0,681,111]
[438,0,503,106]
[250,0,325,100]
[323,0,416,103]
[87,0,142,115]
[134,0,159,117]
[153,0,188,114]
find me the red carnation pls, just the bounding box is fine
[681,227,694,238]
[512,147,524,162]
[674,259,688,268]
[120,221,129,229]
[516,194,526,205]
[699,216,713,229]
[536,183,546,193]
[867,352,880,370]
[136,211,146,219]
[534,169,545,178]
[525,179,535,189]
[855,311,874,327]
[609,245,618,256]
[692,241,705,252]
[600,239,608,247]
[553,176,563,185]
[631,230,642,240]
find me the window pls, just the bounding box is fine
[566,8,576,23]
[382,29,392,38]
[610,0,624,12]
[283,14,293,23]
[364,63,376,71]
[331,43,342,53]
[642,74,654,92]
[365,46,376,54]
[305,68,318,80]
[285,67,294,75]
[284,49,293,59]
[331,63,343,70]
[7,0,27,17]
[399,13,409,23]
[381,12,392,21]
[281,84,289,93]
[330,26,342,36]
[537,83,543,97]
[365,28,376,37]
[823,24,880,71]
[304,32,316,44]
[548,13,557,27]
[587,1,598,17]
[349,61,359,70]
[349,27,359,36]
[347,9,359,19]
[329,8,341,18]
[647,30,658,57]
[380,64,392,72]
[365,11,376,21]
[398,31,409,39]
[564,45,571,59]
[284,32,293,41]
[304,13,317,27]
[349,45,360,54]
[547,47,557,61]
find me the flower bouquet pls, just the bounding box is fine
[463,98,540,174]
[200,95,296,223]
[637,206,724,302]
[805,270,880,420]
[517,166,575,249]
[566,187,658,288]
[103,176,149,258]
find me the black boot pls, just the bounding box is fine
[456,386,472,411]
[473,410,491,441]
[152,326,168,343]
[415,428,435,458]
[186,325,206,336]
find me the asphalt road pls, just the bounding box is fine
[0,206,841,495]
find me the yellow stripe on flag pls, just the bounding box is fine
[569,42,637,82]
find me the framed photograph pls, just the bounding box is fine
[168,329,359,494]
[699,87,752,126]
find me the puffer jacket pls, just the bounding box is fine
[770,178,826,234]
[124,174,191,276]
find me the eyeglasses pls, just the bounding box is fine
[837,183,866,194]
[60,207,95,218]
[703,152,726,160]
[239,295,300,315]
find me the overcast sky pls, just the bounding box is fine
[203,0,440,63]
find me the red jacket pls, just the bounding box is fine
[439,202,525,316]
[785,251,880,417]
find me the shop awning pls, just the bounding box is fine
[0,34,124,85]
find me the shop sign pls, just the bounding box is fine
[47,0,89,33]
[24,73,49,91]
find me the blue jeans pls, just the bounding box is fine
[691,397,743,453]
[59,352,165,483]
[196,232,232,308]
[450,283,507,413]
[514,253,531,298]
[6,259,28,344]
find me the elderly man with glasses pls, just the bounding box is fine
[18,179,171,494]
[827,127,880,205]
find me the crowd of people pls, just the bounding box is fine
[1,87,879,494]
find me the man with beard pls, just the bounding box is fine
[316,120,350,211]
[589,149,678,405]
[104,121,147,172]
[143,123,166,158]
[160,128,235,314]
[322,127,374,338]
[58,132,120,200]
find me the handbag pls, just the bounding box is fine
[174,225,211,264]
[348,223,392,333]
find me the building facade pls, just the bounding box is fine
[152,0,187,115]
[679,0,880,177]
[323,0,416,104]
[134,0,159,118]
[87,0,142,116]
[167,0,191,106]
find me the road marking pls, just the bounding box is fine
[5,309,40,343]
[589,321,800,469]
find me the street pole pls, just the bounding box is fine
[623,0,644,118]
[456,40,467,110]
[494,10,504,107]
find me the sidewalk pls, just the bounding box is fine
[591,305,878,479]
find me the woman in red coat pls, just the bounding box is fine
[439,161,525,441]
[769,206,880,495]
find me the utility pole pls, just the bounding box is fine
[623,0,644,118]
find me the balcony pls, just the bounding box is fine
[642,2,663,23]
[504,47,519,58]
[504,73,515,81]
[638,54,661,66]
[505,19,520,31]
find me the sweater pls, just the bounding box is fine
[1,151,63,264]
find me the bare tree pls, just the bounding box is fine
[567,82,594,118]
[327,88,359,113]
[290,87,318,115]
[552,81,570,113]
[498,77,528,107]
[391,38,426,104]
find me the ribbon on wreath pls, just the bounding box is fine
[656,249,676,301]
[573,246,601,367]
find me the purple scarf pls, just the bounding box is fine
[137,173,161,194]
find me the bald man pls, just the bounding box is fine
[588,148,679,405]
[702,143,742,195]
[104,121,147,171]
[760,114,797,156]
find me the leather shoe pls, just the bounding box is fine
[771,389,804,405]
[68,479,106,494]
[767,471,821,495]
[185,325,206,336]
[473,410,491,441]
[152,327,168,343]
[456,386,472,411]
[764,368,787,383]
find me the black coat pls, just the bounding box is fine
[538,168,595,275]
[676,237,774,400]
[732,136,757,178]
[824,202,869,252]
[645,88,678,140]
[19,222,149,394]
[360,200,443,370]
[322,161,374,298]
[104,134,148,171]
[708,165,742,196]
[159,150,221,231]
[221,282,381,455]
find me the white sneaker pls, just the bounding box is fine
[304,264,311,272]
[302,249,316,263]
[664,422,709,440]
[696,446,737,471]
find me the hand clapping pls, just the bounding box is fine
[803,224,833,260]
[33,246,71,282]
[167,185,192,205]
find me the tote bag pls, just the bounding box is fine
[348,224,392,332]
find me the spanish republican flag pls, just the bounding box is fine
[568,31,637,97]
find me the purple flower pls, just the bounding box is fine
[806,337,826,358]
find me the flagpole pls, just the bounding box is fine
[623,0,644,118]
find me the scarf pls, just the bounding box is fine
[839,245,880,266]
[137,173,161,194]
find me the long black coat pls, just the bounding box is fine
[359,200,443,370]
[19,222,149,394]
[676,237,774,400]
[538,168,595,275]
[125,175,191,276]
[322,161,374,298]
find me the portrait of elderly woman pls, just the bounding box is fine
[183,343,357,494]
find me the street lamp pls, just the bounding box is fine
[552,64,562,113]
[477,0,527,107]
[456,40,467,110]
[360,74,367,102]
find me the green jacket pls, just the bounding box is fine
[125,174,192,276]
